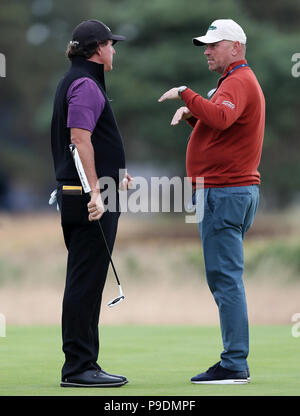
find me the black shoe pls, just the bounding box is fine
[99,369,127,382]
[191,362,249,385]
[61,369,128,388]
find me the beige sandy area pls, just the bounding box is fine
[0,213,299,325]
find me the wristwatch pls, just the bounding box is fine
[178,85,187,97]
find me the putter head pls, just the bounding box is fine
[107,295,125,308]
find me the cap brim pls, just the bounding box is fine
[110,34,126,44]
[193,35,223,46]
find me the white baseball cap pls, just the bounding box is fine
[193,19,247,46]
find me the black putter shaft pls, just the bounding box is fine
[96,219,121,286]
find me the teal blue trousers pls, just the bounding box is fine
[196,185,259,371]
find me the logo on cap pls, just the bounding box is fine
[103,23,111,32]
[208,25,217,31]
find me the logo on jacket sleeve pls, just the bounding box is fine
[222,100,235,109]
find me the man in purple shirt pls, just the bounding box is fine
[51,20,132,388]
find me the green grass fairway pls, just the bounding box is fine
[0,325,299,396]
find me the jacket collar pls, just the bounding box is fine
[222,59,248,77]
[217,59,248,88]
[70,56,106,91]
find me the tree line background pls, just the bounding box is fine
[0,0,299,211]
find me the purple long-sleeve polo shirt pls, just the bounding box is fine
[67,77,105,132]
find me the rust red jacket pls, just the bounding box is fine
[182,59,265,188]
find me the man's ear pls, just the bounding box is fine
[232,41,241,56]
[96,45,102,56]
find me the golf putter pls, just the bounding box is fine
[69,143,125,307]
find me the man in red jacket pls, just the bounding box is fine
[159,19,265,384]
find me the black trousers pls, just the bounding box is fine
[57,187,120,379]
